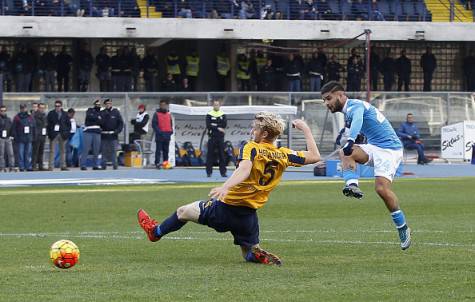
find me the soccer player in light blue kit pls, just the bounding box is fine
[321,81,411,250]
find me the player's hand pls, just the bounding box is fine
[208,186,229,200]
[342,139,354,156]
[292,119,311,132]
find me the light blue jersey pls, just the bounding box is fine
[343,99,402,150]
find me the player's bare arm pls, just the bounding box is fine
[209,159,252,200]
[292,119,321,164]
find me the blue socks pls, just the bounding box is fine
[343,168,359,186]
[391,210,407,229]
[155,212,186,237]
[245,251,259,263]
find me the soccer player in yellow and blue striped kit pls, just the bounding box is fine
[138,112,320,265]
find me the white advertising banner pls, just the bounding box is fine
[441,121,475,160]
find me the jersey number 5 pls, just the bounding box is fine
[259,160,278,186]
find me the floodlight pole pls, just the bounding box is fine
[364,29,372,103]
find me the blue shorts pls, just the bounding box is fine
[198,199,259,247]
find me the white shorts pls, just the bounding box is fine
[357,144,403,182]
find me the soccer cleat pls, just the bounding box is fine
[398,225,412,250]
[251,246,282,266]
[137,209,161,242]
[342,184,364,199]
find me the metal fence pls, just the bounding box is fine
[2,91,475,155]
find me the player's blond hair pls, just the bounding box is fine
[254,112,286,140]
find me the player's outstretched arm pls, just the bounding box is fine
[209,160,252,200]
[292,119,321,164]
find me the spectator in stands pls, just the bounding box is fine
[161,73,177,91]
[152,100,173,169]
[398,113,431,165]
[380,50,395,91]
[254,50,267,90]
[180,78,192,91]
[351,0,368,20]
[26,46,38,92]
[347,48,360,66]
[274,10,283,19]
[32,103,47,171]
[130,47,141,91]
[166,52,182,82]
[110,48,122,91]
[205,100,227,177]
[178,0,193,18]
[81,99,103,170]
[240,0,256,19]
[236,53,251,91]
[78,43,93,92]
[142,48,159,92]
[248,49,258,91]
[300,0,317,20]
[370,48,380,91]
[396,49,411,91]
[120,46,133,91]
[0,105,15,172]
[39,46,56,92]
[130,104,149,144]
[11,44,34,92]
[216,49,230,91]
[420,47,437,91]
[285,53,303,92]
[307,50,326,91]
[346,56,364,91]
[12,104,35,172]
[0,45,12,92]
[96,46,111,92]
[259,58,276,91]
[326,55,343,82]
[185,50,200,91]
[56,46,72,92]
[47,99,71,171]
[66,108,78,167]
[463,49,475,91]
[100,98,123,170]
[271,53,286,90]
[317,0,333,20]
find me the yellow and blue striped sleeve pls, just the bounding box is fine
[238,142,257,162]
[284,148,306,167]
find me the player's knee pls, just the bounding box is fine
[375,183,387,196]
[176,206,187,221]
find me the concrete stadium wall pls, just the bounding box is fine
[1,16,475,41]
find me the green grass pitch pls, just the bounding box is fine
[0,178,474,302]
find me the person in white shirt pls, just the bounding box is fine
[66,108,78,167]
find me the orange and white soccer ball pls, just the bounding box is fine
[50,240,80,269]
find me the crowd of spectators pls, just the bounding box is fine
[1,43,475,93]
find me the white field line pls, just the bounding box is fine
[0,231,473,249]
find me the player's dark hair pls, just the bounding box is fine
[160,100,169,105]
[320,81,345,95]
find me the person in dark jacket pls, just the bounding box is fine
[395,50,411,91]
[110,48,122,92]
[39,46,56,92]
[346,56,364,91]
[420,47,437,91]
[130,47,141,91]
[306,51,324,91]
[12,104,35,171]
[161,73,177,92]
[78,43,94,92]
[397,113,431,165]
[259,58,276,91]
[32,103,47,171]
[56,46,72,92]
[370,48,380,91]
[47,100,71,171]
[380,50,395,91]
[100,99,124,170]
[326,55,343,82]
[205,100,227,177]
[120,46,133,92]
[0,45,12,92]
[11,45,34,92]
[142,49,159,92]
[0,105,15,172]
[81,99,103,170]
[130,104,150,144]
[152,100,173,169]
[285,53,303,92]
[95,46,111,92]
[462,49,475,91]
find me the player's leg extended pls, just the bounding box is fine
[340,146,369,199]
[137,201,200,242]
[240,245,282,266]
[375,176,411,250]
